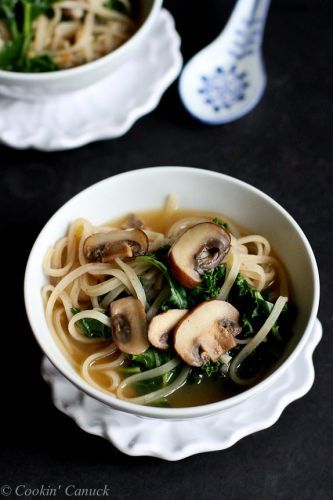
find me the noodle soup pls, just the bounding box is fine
[43,196,292,408]
[0,0,138,72]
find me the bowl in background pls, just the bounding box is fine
[0,0,162,100]
[24,166,320,419]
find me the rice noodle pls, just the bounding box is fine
[218,247,240,300]
[100,284,125,309]
[163,195,178,218]
[68,308,111,343]
[167,217,211,240]
[25,0,137,70]
[81,343,122,393]
[146,286,169,321]
[115,257,147,309]
[117,358,190,404]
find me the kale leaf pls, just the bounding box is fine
[137,255,227,311]
[25,53,58,71]
[212,217,228,230]
[71,307,111,339]
[229,274,288,341]
[125,347,177,406]
[129,347,171,370]
[189,359,229,384]
[0,36,23,70]
[188,265,226,304]
[0,0,58,71]
[136,254,189,309]
[104,0,130,14]
[0,0,22,70]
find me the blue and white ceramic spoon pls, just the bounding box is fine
[179,0,271,124]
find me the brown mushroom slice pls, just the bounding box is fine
[168,222,231,289]
[110,296,149,354]
[121,213,145,229]
[83,229,148,263]
[174,300,242,367]
[148,309,188,350]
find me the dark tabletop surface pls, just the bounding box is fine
[1,0,332,499]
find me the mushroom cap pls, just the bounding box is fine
[110,296,149,354]
[148,309,188,350]
[174,300,241,367]
[83,229,148,263]
[121,213,144,229]
[168,222,231,288]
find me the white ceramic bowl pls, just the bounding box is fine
[0,0,162,100]
[24,167,320,419]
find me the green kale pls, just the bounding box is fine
[0,1,20,41]
[137,256,227,311]
[227,276,291,377]
[202,360,226,377]
[125,347,178,401]
[136,254,189,309]
[0,0,58,71]
[188,265,226,304]
[129,347,171,370]
[0,36,23,70]
[212,217,228,230]
[119,366,141,375]
[104,0,130,14]
[71,307,111,339]
[148,397,170,408]
[189,360,229,385]
[0,0,22,70]
[229,274,289,343]
[25,53,58,72]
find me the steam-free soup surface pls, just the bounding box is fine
[45,205,290,408]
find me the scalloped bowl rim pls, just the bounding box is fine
[24,167,320,419]
[0,0,162,81]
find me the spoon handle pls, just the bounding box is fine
[228,0,271,26]
[219,0,271,59]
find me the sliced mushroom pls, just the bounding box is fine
[121,213,145,229]
[148,309,188,350]
[110,297,149,354]
[168,222,231,288]
[174,300,242,367]
[83,229,148,263]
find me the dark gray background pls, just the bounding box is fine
[1,0,332,499]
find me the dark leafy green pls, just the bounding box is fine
[0,0,59,72]
[0,36,23,70]
[137,255,227,311]
[0,0,20,37]
[71,307,111,339]
[229,274,288,341]
[212,217,228,230]
[226,276,291,379]
[104,0,129,14]
[136,255,189,309]
[129,347,171,370]
[189,359,229,385]
[188,265,226,304]
[124,347,177,406]
[25,53,58,71]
